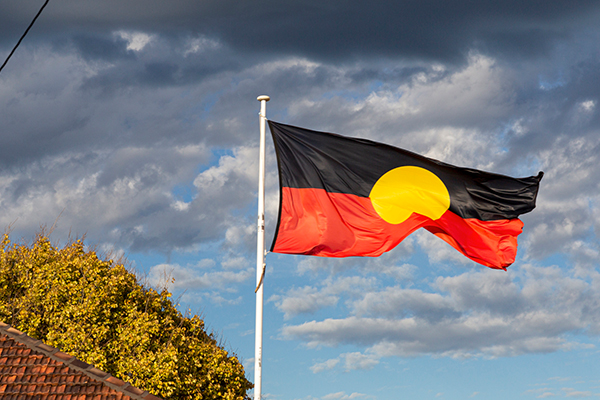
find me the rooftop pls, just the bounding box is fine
[0,321,163,400]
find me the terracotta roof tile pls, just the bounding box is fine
[0,323,164,400]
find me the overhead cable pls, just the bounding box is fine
[0,0,51,74]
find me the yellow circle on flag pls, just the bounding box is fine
[369,166,450,224]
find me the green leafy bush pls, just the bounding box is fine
[0,232,252,400]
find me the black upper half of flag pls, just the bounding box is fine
[268,120,543,222]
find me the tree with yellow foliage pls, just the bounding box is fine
[0,232,252,400]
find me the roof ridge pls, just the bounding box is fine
[0,321,163,400]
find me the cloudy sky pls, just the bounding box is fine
[2,1,600,399]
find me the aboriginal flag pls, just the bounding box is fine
[268,121,543,270]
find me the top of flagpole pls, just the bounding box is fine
[257,95,270,102]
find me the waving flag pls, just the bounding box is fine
[268,121,542,269]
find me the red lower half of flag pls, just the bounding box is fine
[271,187,524,269]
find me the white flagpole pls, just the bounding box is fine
[254,94,270,400]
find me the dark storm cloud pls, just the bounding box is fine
[497,53,600,165]
[1,0,600,263]
[71,33,133,62]
[2,0,599,64]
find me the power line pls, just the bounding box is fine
[0,0,51,74]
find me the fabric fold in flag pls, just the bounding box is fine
[268,121,543,270]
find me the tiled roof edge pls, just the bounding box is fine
[0,321,164,400]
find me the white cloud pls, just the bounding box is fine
[0,146,202,241]
[321,392,370,400]
[579,100,596,112]
[250,57,322,77]
[522,131,600,260]
[310,358,339,373]
[171,200,190,211]
[149,262,253,292]
[283,54,512,171]
[221,256,249,270]
[415,230,475,267]
[184,36,221,56]
[271,276,376,319]
[351,287,457,321]
[341,352,379,371]
[203,292,243,306]
[269,277,375,319]
[562,388,596,397]
[433,270,522,315]
[272,286,339,320]
[309,352,379,373]
[193,147,257,191]
[282,264,600,358]
[115,31,154,51]
[224,224,256,254]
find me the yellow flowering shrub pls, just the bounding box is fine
[0,233,252,400]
